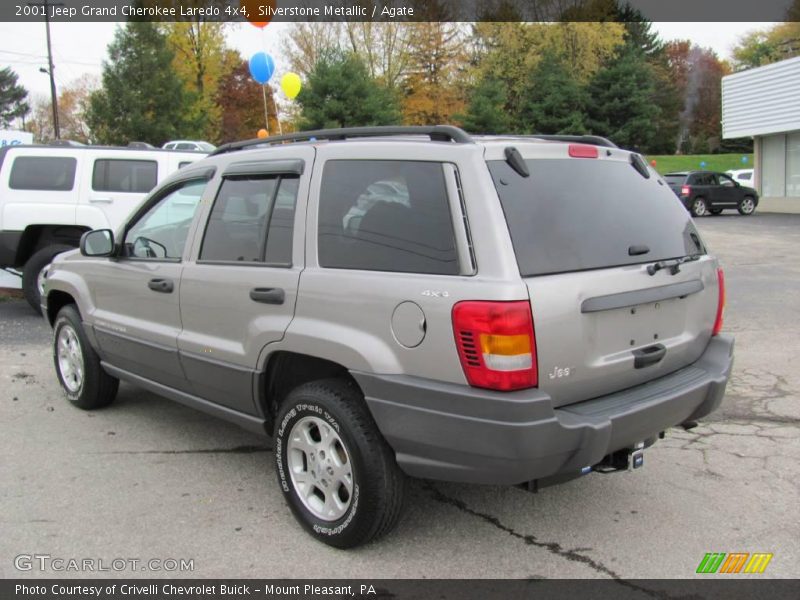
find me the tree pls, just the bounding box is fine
[297,51,400,129]
[282,22,344,78]
[586,46,660,151]
[0,67,30,128]
[216,59,278,143]
[161,21,231,141]
[27,75,97,143]
[402,21,467,125]
[459,76,510,134]
[87,22,196,146]
[518,51,588,135]
[732,23,800,70]
[343,22,412,92]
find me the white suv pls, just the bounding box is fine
[0,143,206,311]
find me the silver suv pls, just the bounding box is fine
[43,126,734,548]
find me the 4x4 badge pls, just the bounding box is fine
[421,290,449,298]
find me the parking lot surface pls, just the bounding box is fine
[1,214,798,579]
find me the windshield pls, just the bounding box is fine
[488,158,705,277]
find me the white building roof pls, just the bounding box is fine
[722,55,800,139]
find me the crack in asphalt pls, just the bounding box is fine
[423,483,698,599]
[95,445,271,455]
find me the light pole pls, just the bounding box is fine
[29,0,62,139]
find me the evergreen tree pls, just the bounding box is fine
[460,77,510,134]
[0,67,30,128]
[586,46,660,152]
[519,52,588,135]
[87,22,196,146]
[297,51,400,129]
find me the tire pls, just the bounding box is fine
[53,305,118,410]
[23,244,74,315]
[710,208,723,215]
[274,378,406,549]
[738,196,756,215]
[690,197,708,217]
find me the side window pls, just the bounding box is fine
[9,156,77,191]
[176,143,195,151]
[317,160,458,275]
[92,159,157,193]
[719,174,735,187]
[123,179,208,260]
[199,175,298,265]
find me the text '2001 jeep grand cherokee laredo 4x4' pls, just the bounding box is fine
[43,126,734,548]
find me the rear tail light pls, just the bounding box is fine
[713,268,725,336]
[568,144,599,159]
[681,185,691,196]
[452,301,538,391]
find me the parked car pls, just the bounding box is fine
[44,126,733,548]
[163,140,216,152]
[726,168,754,184]
[664,170,758,217]
[0,143,206,312]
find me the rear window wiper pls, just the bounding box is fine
[647,254,701,276]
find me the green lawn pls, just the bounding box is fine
[645,154,753,175]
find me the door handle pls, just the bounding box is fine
[89,197,114,203]
[249,287,285,305]
[148,278,174,293]
[632,344,667,369]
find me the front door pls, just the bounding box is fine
[177,148,313,414]
[85,177,210,391]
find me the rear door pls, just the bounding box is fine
[176,147,313,415]
[79,151,160,230]
[488,149,721,407]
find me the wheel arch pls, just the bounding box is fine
[17,224,89,267]
[258,351,362,432]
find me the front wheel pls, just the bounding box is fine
[738,196,756,215]
[690,197,708,217]
[23,244,74,314]
[274,378,406,548]
[53,305,118,410]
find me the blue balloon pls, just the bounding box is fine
[700,161,707,168]
[742,156,749,164]
[249,52,275,84]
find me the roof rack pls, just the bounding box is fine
[526,134,618,148]
[210,125,474,156]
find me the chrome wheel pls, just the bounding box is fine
[56,324,84,393]
[37,262,53,298]
[287,416,354,521]
[692,198,708,216]
[740,197,755,215]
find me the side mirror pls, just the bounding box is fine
[80,229,115,257]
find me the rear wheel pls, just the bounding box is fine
[710,208,723,215]
[23,244,73,314]
[690,197,708,217]
[738,196,756,215]
[274,378,406,548]
[53,305,118,410]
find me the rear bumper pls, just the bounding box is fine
[0,230,23,268]
[352,334,734,485]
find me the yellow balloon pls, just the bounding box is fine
[280,72,302,100]
[257,129,268,139]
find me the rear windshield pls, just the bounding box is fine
[488,158,705,277]
[663,174,687,186]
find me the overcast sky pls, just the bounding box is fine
[0,21,775,104]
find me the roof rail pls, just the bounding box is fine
[528,134,618,148]
[210,125,473,156]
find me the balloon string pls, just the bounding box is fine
[261,85,269,136]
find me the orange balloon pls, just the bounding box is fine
[240,0,274,28]
[257,129,268,139]
[650,159,657,167]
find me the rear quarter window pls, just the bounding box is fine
[488,158,705,277]
[9,156,77,191]
[317,160,459,275]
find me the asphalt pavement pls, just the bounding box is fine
[1,213,798,580]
